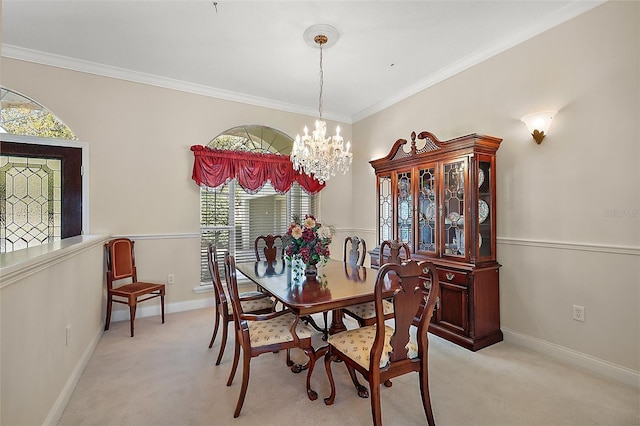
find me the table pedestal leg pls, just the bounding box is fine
[328,308,347,335]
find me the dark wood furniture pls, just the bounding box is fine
[235,259,380,336]
[104,238,165,337]
[324,260,440,426]
[224,254,320,417]
[370,131,503,351]
[343,238,406,327]
[254,234,285,262]
[206,244,274,365]
[344,235,367,266]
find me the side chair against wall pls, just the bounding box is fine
[324,260,440,426]
[207,244,275,365]
[224,254,321,418]
[104,238,165,337]
[342,239,410,326]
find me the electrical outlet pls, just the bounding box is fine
[572,305,585,322]
[167,274,175,284]
[66,324,71,346]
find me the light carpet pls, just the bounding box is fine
[58,308,640,425]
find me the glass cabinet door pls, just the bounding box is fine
[378,175,392,244]
[417,166,436,254]
[396,171,413,248]
[442,159,466,258]
[477,158,492,259]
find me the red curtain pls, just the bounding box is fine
[191,145,325,194]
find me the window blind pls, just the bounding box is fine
[200,180,316,283]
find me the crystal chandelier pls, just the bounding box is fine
[291,28,352,184]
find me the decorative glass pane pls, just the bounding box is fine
[478,160,492,257]
[397,171,412,247]
[379,175,392,244]
[417,166,436,253]
[443,160,465,257]
[0,157,61,253]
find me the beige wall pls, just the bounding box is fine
[0,237,106,426]
[354,0,639,373]
[0,1,638,424]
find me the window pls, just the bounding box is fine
[199,125,317,282]
[1,87,82,253]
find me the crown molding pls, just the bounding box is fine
[351,0,607,122]
[1,45,352,124]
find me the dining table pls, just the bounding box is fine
[234,257,391,400]
[235,258,381,335]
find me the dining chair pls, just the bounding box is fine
[320,236,368,336]
[254,234,285,263]
[342,239,410,327]
[104,237,165,337]
[224,253,321,418]
[207,244,275,365]
[324,259,440,426]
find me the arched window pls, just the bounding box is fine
[1,87,83,253]
[199,125,317,282]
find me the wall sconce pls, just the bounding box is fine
[521,111,557,144]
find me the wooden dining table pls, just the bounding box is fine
[235,258,391,400]
[236,258,383,335]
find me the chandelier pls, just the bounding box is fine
[291,26,352,184]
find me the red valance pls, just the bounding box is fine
[191,145,325,195]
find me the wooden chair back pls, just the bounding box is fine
[343,236,367,266]
[254,234,285,263]
[105,237,138,287]
[378,239,411,266]
[374,260,439,367]
[207,244,228,313]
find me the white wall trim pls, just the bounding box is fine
[0,234,109,289]
[43,325,103,426]
[115,233,200,240]
[502,327,639,389]
[498,237,639,256]
[110,298,215,323]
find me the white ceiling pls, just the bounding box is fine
[1,1,603,123]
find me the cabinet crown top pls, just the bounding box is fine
[370,131,502,169]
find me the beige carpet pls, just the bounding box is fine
[58,308,639,425]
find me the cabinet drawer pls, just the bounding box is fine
[438,269,467,285]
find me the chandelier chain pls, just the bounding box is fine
[318,41,323,119]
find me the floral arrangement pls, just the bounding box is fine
[284,214,332,267]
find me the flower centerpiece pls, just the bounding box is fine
[285,214,332,279]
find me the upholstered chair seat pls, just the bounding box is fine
[327,324,419,370]
[247,311,317,346]
[225,291,274,315]
[341,299,394,323]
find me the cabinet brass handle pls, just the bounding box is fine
[445,272,455,281]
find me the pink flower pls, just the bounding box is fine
[304,216,316,229]
[290,225,303,239]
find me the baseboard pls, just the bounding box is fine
[43,325,103,426]
[110,298,215,322]
[502,327,639,389]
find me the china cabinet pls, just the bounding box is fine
[369,131,502,351]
